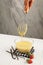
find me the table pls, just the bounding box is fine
[0,34,43,65]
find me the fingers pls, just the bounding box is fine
[24,0,34,13]
[29,0,34,9]
[24,0,29,13]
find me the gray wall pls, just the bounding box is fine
[0,0,43,39]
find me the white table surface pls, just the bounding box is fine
[0,34,43,65]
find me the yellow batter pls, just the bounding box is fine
[16,41,32,53]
